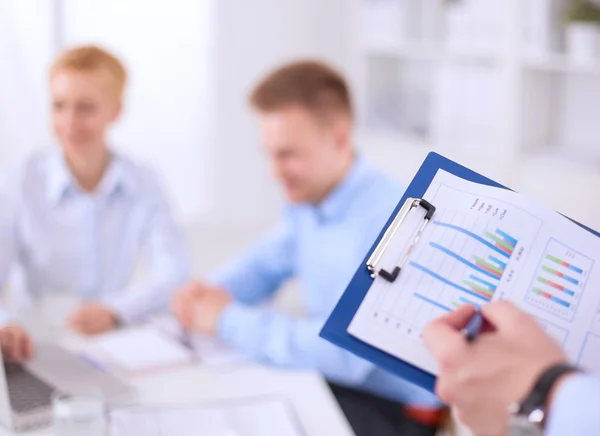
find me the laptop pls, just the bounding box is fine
[0,342,136,432]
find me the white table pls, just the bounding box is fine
[3,363,353,436]
[1,304,354,436]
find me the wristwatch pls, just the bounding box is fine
[508,363,579,436]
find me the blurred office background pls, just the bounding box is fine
[2,0,600,277]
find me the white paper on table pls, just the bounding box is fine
[88,326,193,373]
[109,396,304,436]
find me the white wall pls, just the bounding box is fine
[0,0,56,164]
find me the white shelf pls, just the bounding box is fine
[363,41,499,65]
[363,41,438,61]
[521,146,600,169]
[357,129,431,150]
[356,0,600,183]
[524,53,600,76]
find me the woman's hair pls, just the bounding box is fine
[50,45,128,101]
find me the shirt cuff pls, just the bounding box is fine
[209,271,241,297]
[217,302,257,346]
[547,373,600,434]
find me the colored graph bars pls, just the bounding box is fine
[432,222,516,259]
[541,266,579,286]
[525,239,592,322]
[531,288,570,308]
[485,230,516,257]
[546,254,584,274]
[410,223,517,312]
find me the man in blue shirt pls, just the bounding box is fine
[424,302,600,435]
[172,61,441,435]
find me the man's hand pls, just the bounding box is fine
[0,325,33,363]
[423,302,566,436]
[190,288,232,336]
[172,281,232,335]
[68,303,119,335]
[172,281,209,330]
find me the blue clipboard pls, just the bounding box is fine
[320,151,600,393]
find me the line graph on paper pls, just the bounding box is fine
[363,184,543,341]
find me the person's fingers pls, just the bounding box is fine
[172,294,190,328]
[434,376,455,405]
[81,309,116,336]
[94,315,113,334]
[174,292,196,329]
[189,282,209,297]
[22,332,33,360]
[423,305,476,363]
[15,329,30,363]
[69,309,96,334]
[67,316,80,329]
[180,304,194,330]
[81,312,107,335]
[481,301,529,334]
[1,329,16,362]
[68,306,88,327]
[69,315,87,331]
[7,329,20,362]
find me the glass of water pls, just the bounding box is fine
[52,388,106,436]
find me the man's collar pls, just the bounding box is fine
[315,156,370,221]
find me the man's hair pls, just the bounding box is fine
[250,60,353,122]
[50,45,128,101]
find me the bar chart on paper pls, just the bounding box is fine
[524,239,592,322]
[410,222,515,311]
[361,190,542,342]
[345,169,600,378]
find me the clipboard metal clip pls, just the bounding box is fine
[367,198,436,283]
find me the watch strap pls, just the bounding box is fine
[519,363,579,418]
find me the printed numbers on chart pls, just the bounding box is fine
[566,251,576,260]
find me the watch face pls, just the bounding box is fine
[509,415,544,436]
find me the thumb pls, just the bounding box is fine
[481,301,529,334]
[189,282,207,296]
[423,305,476,361]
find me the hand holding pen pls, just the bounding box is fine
[423,302,567,436]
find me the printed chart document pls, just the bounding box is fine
[109,397,304,436]
[349,170,600,375]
